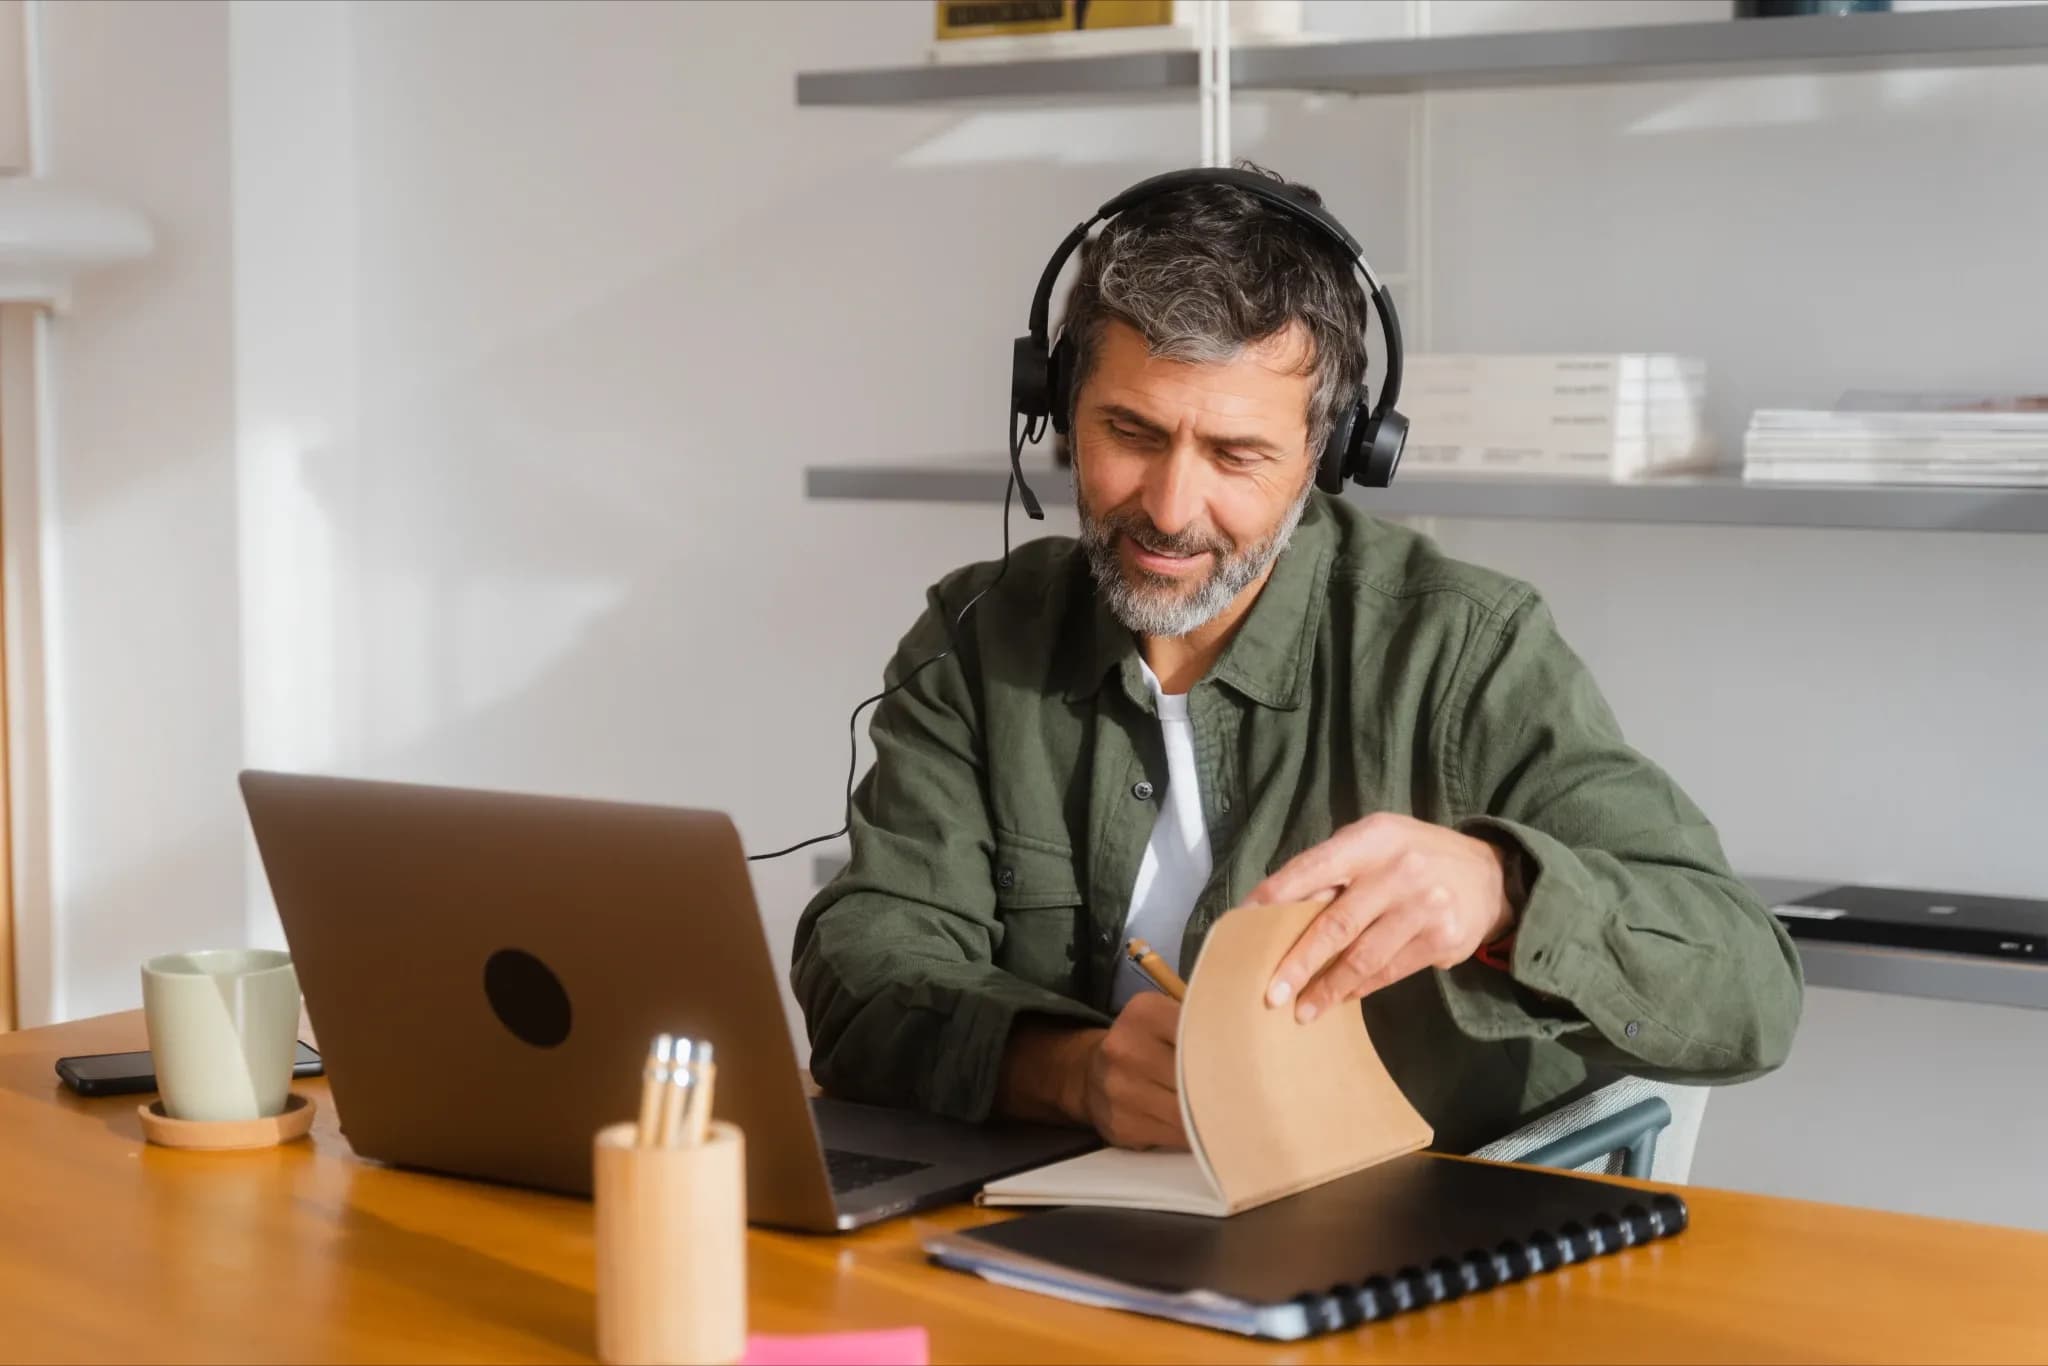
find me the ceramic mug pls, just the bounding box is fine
[140,948,301,1122]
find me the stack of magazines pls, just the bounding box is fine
[1744,393,2048,487]
[1402,354,1713,481]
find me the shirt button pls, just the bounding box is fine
[1625,1020,1642,1039]
[1132,781,1155,801]
[1097,929,1113,948]
[996,866,1016,890]
[1219,794,1231,813]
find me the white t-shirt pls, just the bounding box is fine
[1111,659,1214,1010]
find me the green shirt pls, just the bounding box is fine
[792,493,1802,1152]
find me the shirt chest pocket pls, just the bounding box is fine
[991,836,1087,997]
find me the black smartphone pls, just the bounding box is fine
[54,1041,324,1097]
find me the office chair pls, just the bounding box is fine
[1467,1077,1710,1183]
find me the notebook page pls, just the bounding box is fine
[979,1146,1224,1215]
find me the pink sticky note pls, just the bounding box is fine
[740,1327,930,1366]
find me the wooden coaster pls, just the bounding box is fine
[138,1092,316,1150]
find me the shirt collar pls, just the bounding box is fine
[1062,494,1338,712]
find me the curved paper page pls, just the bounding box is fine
[1179,902,1433,1214]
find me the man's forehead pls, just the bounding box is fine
[1231,322,1317,376]
[1091,320,1313,431]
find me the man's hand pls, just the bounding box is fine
[1246,813,1517,1023]
[1079,993,1187,1150]
[997,994,1188,1150]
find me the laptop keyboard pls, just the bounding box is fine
[824,1147,932,1195]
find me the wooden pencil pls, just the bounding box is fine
[635,1034,673,1148]
[1125,937,1187,1001]
[682,1048,716,1148]
[657,1037,694,1148]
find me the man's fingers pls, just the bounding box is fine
[1114,1109,1190,1151]
[1105,1066,1179,1116]
[1245,843,1353,908]
[1130,1072,1184,1123]
[1244,851,1338,908]
[1124,993,1182,1045]
[1138,1117,1191,1151]
[1101,1064,1187,1149]
[1119,1028,1179,1091]
[1104,1000,1180,1090]
[1120,1072,1189,1147]
[1092,998,1194,1150]
[1294,903,1431,1020]
[1244,813,1407,906]
[1265,873,1406,1009]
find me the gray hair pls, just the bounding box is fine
[1058,163,1370,459]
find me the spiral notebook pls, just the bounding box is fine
[925,1153,1688,1341]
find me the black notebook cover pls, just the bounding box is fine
[925,1153,1687,1340]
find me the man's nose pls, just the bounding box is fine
[1139,444,1205,537]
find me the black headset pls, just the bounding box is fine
[1006,166,1407,521]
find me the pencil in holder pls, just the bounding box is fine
[594,1120,747,1366]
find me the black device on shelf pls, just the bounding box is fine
[1771,884,2048,961]
[1736,1,1889,16]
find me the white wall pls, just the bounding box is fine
[226,0,1117,995]
[1699,984,2048,1229]
[23,0,2048,1225]
[29,0,244,1023]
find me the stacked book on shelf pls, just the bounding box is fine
[1403,353,1713,482]
[1744,393,2048,487]
[927,0,1309,63]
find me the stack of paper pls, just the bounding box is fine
[1744,393,2048,487]
[1401,353,1713,481]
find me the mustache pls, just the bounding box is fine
[1094,506,1235,559]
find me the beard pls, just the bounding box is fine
[1077,474,1314,639]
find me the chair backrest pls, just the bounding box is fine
[1466,1077,1710,1184]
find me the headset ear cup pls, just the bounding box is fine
[1318,405,1357,494]
[1047,333,1076,436]
[1358,409,1407,488]
[1012,334,1051,424]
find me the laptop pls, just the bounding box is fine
[238,770,1098,1232]
[1771,883,2048,961]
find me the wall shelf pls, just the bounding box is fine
[804,462,2048,535]
[797,6,2048,107]
[0,178,154,308]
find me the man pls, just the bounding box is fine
[793,167,1801,1155]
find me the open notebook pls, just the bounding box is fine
[981,901,1432,1217]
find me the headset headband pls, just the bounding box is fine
[1023,167,1403,430]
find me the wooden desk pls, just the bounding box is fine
[4,1012,2044,1364]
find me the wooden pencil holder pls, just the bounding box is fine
[594,1121,747,1366]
